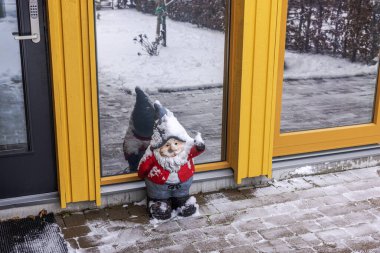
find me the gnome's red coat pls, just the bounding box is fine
[138,145,204,184]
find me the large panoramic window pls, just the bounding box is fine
[280,0,380,133]
[95,0,229,176]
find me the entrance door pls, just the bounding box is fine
[0,0,57,199]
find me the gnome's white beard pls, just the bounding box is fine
[153,144,191,173]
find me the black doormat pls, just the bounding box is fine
[0,213,68,253]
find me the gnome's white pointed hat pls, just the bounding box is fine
[150,101,193,149]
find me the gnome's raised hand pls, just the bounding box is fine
[194,132,205,151]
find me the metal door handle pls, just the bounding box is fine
[12,0,40,43]
[13,33,38,41]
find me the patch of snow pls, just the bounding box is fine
[133,197,147,207]
[290,165,316,176]
[284,51,378,80]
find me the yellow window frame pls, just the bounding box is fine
[47,0,281,207]
[273,0,380,157]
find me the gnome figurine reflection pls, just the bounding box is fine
[123,87,155,172]
[138,101,205,220]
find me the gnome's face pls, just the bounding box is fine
[159,138,185,158]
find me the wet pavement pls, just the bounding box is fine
[52,166,380,252]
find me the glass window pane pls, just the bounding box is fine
[281,0,380,133]
[95,0,229,176]
[0,0,28,152]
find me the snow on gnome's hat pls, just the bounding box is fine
[131,86,155,138]
[150,101,193,149]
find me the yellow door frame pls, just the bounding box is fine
[273,0,380,157]
[47,0,281,207]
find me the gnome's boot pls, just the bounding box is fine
[148,199,172,220]
[172,196,197,217]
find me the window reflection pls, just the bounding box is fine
[281,0,380,133]
[95,0,229,176]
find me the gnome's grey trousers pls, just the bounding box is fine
[145,177,193,200]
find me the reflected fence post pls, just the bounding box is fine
[0,0,5,19]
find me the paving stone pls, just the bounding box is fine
[84,209,108,221]
[192,237,230,252]
[232,218,267,232]
[258,227,294,240]
[106,206,130,220]
[369,197,380,207]
[66,238,79,249]
[77,235,105,248]
[296,188,327,199]
[344,178,380,191]
[157,243,198,253]
[201,224,238,238]
[300,220,323,233]
[316,228,352,243]
[62,225,91,239]
[171,229,208,244]
[137,235,175,251]
[220,189,248,201]
[292,211,324,222]
[313,244,351,253]
[331,211,378,227]
[208,212,236,225]
[54,215,66,228]
[213,198,263,212]
[344,223,378,237]
[198,204,219,216]
[299,233,323,247]
[63,213,86,227]
[115,244,139,253]
[263,214,297,227]
[176,216,210,230]
[252,239,294,252]
[285,236,315,250]
[344,187,380,202]
[225,231,262,246]
[344,236,380,252]
[152,221,181,234]
[315,217,337,230]
[318,201,372,217]
[221,245,258,253]
[288,222,312,235]
[320,184,350,196]
[79,247,101,253]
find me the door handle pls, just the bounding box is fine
[12,33,38,41]
[12,0,40,43]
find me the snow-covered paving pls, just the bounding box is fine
[58,166,380,252]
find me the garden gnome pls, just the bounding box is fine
[123,87,155,172]
[138,101,205,220]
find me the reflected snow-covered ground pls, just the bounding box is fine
[0,0,28,150]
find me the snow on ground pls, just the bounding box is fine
[95,8,225,91]
[285,51,378,80]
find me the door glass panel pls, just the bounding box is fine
[0,0,28,152]
[281,0,380,133]
[95,1,229,176]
